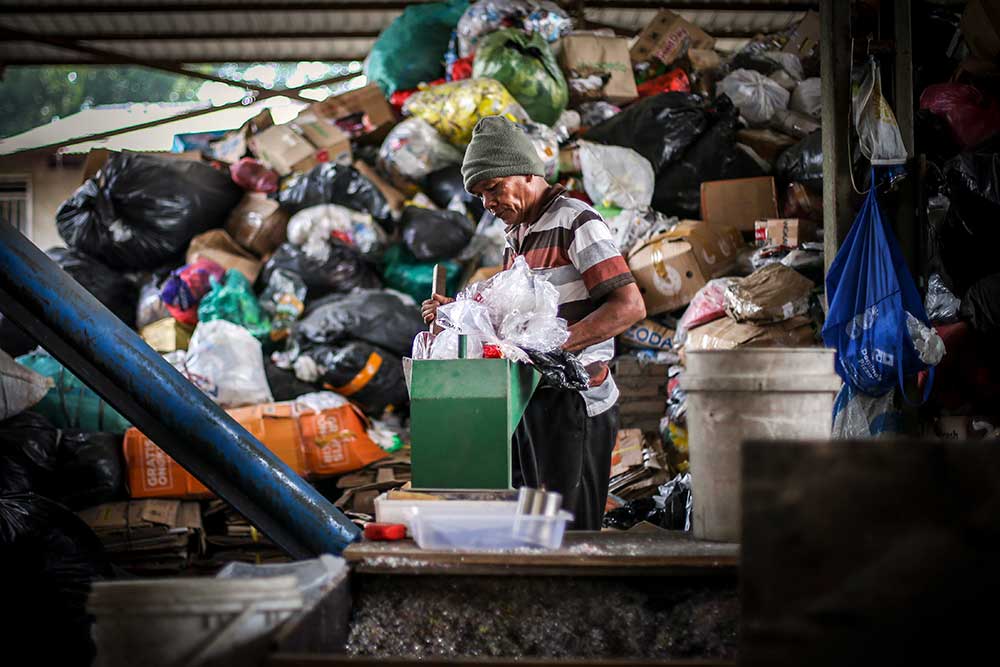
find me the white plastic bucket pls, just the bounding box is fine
[681,348,841,542]
[88,575,304,667]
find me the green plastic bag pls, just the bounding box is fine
[365,0,468,96]
[197,270,271,342]
[16,351,132,433]
[382,244,462,303]
[472,28,568,126]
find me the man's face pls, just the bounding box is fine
[471,175,533,226]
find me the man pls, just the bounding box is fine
[422,116,646,530]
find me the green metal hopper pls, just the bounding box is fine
[410,358,541,490]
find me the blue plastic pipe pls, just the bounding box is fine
[0,222,360,557]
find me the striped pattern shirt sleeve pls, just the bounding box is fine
[568,211,635,301]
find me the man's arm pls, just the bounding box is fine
[563,282,646,353]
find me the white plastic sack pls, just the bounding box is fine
[717,69,790,126]
[378,117,464,182]
[606,208,675,257]
[183,320,273,408]
[790,77,822,118]
[906,312,946,366]
[287,204,385,259]
[853,60,908,165]
[1,349,52,421]
[577,141,655,210]
[763,51,804,80]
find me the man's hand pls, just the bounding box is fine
[563,282,646,352]
[421,294,456,325]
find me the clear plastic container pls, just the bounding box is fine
[409,502,573,550]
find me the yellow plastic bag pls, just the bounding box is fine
[403,78,528,147]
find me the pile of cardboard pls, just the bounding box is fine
[201,500,289,566]
[607,429,671,504]
[334,451,412,522]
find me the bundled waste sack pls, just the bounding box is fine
[16,350,131,433]
[717,69,790,126]
[577,141,655,210]
[286,203,386,259]
[472,28,568,126]
[776,130,823,193]
[159,258,225,327]
[290,341,408,416]
[56,152,242,269]
[277,163,394,232]
[378,117,464,186]
[0,411,59,493]
[456,0,571,57]
[919,83,1000,152]
[229,157,279,193]
[790,77,822,118]
[170,320,273,408]
[264,360,319,401]
[293,289,426,358]
[425,164,487,219]
[853,59,908,166]
[400,206,475,261]
[961,273,1000,335]
[381,244,463,304]
[1,350,51,422]
[258,269,307,343]
[404,78,529,147]
[365,0,467,95]
[197,269,271,341]
[924,273,962,323]
[258,241,380,301]
[723,263,814,324]
[47,248,139,328]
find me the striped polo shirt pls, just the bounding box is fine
[502,185,636,416]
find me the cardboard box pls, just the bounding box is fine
[466,265,504,288]
[293,110,352,153]
[620,319,676,351]
[140,317,193,353]
[353,160,407,215]
[610,429,646,478]
[560,34,639,104]
[124,401,387,499]
[628,237,707,315]
[685,315,816,351]
[248,124,317,176]
[186,229,263,284]
[661,220,744,279]
[224,192,289,257]
[207,109,275,164]
[782,11,821,59]
[701,176,779,233]
[688,48,722,72]
[736,128,799,163]
[754,218,817,248]
[630,9,715,66]
[314,84,396,137]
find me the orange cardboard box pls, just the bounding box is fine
[123,401,386,499]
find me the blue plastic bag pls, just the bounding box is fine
[365,0,468,96]
[822,170,933,399]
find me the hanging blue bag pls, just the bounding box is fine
[822,169,934,400]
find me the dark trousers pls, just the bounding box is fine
[512,386,619,530]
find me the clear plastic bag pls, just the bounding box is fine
[521,121,560,181]
[924,273,961,323]
[577,141,655,210]
[378,117,464,184]
[853,60,908,165]
[832,383,902,439]
[906,312,945,365]
[717,69,790,126]
[258,268,307,342]
[456,0,571,58]
[286,204,385,259]
[403,78,529,147]
[182,320,273,408]
[606,208,675,257]
[675,278,738,346]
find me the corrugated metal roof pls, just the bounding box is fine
[0,0,816,64]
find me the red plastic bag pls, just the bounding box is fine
[676,278,739,345]
[229,158,279,193]
[450,55,474,81]
[159,258,225,326]
[636,68,691,98]
[919,83,1000,150]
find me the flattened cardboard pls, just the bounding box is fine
[610,429,646,478]
[630,9,715,66]
[620,319,676,351]
[314,84,396,134]
[685,315,816,351]
[186,229,263,284]
[560,34,639,104]
[701,176,779,233]
[736,128,799,163]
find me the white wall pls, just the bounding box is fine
[0,152,83,250]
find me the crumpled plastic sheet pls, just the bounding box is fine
[287,204,385,259]
[853,60,908,165]
[924,273,961,323]
[675,278,738,346]
[175,320,273,408]
[525,348,590,391]
[716,69,790,126]
[606,208,675,258]
[790,77,822,118]
[578,141,655,210]
[654,472,693,532]
[832,383,901,439]
[906,312,946,366]
[378,117,464,184]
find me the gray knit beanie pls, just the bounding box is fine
[462,116,545,193]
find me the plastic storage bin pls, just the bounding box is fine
[409,502,572,550]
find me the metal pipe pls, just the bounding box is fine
[0,222,361,558]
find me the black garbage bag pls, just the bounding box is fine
[425,165,487,220]
[2,492,110,667]
[961,273,1000,335]
[524,349,590,391]
[48,247,139,328]
[53,432,125,510]
[299,341,408,415]
[400,206,476,261]
[652,96,766,218]
[265,361,321,401]
[583,93,710,173]
[295,289,425,358]
[0,411,59,495]
[56,152,242,269]
[602,473,692,531]
[775,130,823,194]
[277,163,394,232]
[257,241,381,301]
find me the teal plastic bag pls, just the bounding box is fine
[472,28,568,126]
[197,270,271,342]
[382,244,462,303]
[16,351,132,433]
[366,0,468,96]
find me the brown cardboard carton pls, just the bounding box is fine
[628,236,707,315]
[620,318,676,351]
[662,220,744,279]
[701,176,779,233]
[225,192,289,257]
[753,218,818,248]
[610,429,646,478]
[314,84,396,136]
[724,263,814,324]
[685,315,816,351]
[140,318,193,353]
[630,9,715,66]
[248,124,317,176]
[207,109,275,164]
[560,34,639,104]
[186,229,263,284]
[688,48,722,73]
[293,110,352,153]
[782,11,821,59]
[736,128,798,163]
